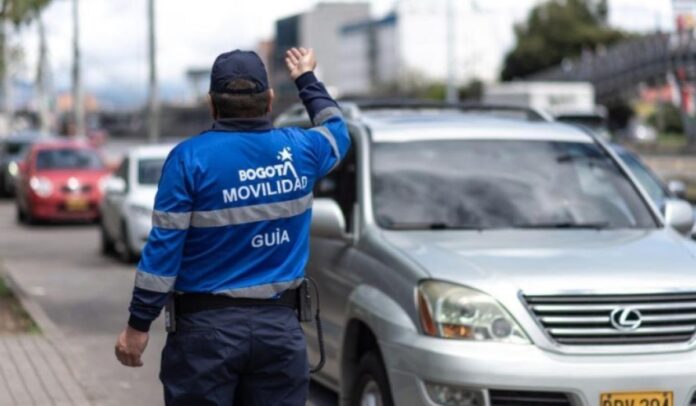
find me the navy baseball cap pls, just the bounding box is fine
[209,50,269,94]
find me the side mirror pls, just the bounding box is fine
[105,177,126,195]
[664,198,695,236]
[311,198,346,240]
[667,180,687,199]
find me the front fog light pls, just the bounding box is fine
[425,383,484,406]
[418,280,530,343]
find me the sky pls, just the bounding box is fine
[10,0,677,109]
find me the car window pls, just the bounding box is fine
[313,138,356,232]
[36,148,104,170]
[137,158,165,185]
[615,150,667,208]
[4,141,30,156]
[371,140,657,230]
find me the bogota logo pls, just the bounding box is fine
[222,146,308,203]
[277,147,293,162]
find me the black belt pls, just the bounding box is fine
[174,289,298,315]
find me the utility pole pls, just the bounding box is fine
[3,21,13,133]
[147,0,160,144]
[37,12,50,134]
[445,0,459,104]
[72,0,85,138]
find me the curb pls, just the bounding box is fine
[1,264,63,339]
[0,261,107,405]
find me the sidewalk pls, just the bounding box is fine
[0,334,90,406]
[1,265,96,406]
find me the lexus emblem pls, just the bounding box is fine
[610,307,642,331]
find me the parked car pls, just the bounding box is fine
[276,102,696,406]
[0,131,52,196]
[15,140,110,223]
[100,145,172,262]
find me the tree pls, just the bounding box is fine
[501,0,626,81]
[1,0,50,24]
[0,0,52,126]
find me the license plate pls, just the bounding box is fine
[65,197,88,212]
[600,391,673,406]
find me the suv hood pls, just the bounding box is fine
[381,229,696,294]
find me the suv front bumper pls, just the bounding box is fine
[382,334,696,406]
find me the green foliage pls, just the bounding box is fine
[647,103,684,134]
[424,83,446,101]
[459,79,483,101]
[502,0,627,80]
[0,275,9,297]
[1,0,52,25]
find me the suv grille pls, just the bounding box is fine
[524,293,696,346]
[488,389,571,405]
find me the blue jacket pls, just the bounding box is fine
[128,72,351,332]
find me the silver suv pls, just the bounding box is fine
[277,103,696,406]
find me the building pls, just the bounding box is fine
[271,2,370,104]
[338,0,546,97]
[340,13,399,95]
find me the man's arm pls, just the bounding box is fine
[286,48,351,176]
[115,147,193,367]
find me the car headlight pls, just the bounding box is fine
[128,204,152,219]
[29,176,53,198]
[7,161,18,177]
[417,281,530,344]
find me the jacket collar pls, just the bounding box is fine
[211,116,274,132]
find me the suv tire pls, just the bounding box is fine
[118,221,137,263]
[100,222,116,255]
[351,351,393,406]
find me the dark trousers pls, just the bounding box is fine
[160,305,309,405]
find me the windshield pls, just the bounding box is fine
[371,140,657,230]
[138,158,165,185]
[4,141,30,156]
[36,148,104,170]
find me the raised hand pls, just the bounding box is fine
[285,47,317,80]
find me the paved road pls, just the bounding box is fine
[0,200,336,405]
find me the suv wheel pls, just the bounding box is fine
[351,351,393,406]
[100,222,116,255]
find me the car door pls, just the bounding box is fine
[305,143,358,384]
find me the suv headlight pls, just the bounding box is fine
[417,281,530,344]
[29,176,53,198]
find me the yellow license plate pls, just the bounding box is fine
[65,198,88,211]
[600,391,673,406]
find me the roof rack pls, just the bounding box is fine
[273,99,553,126]
[342,99,553,122]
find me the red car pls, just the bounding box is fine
[15,141,111,223]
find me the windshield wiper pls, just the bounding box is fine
[387,222,486,230]
[513,221,610,230]
[556,154,605,163]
